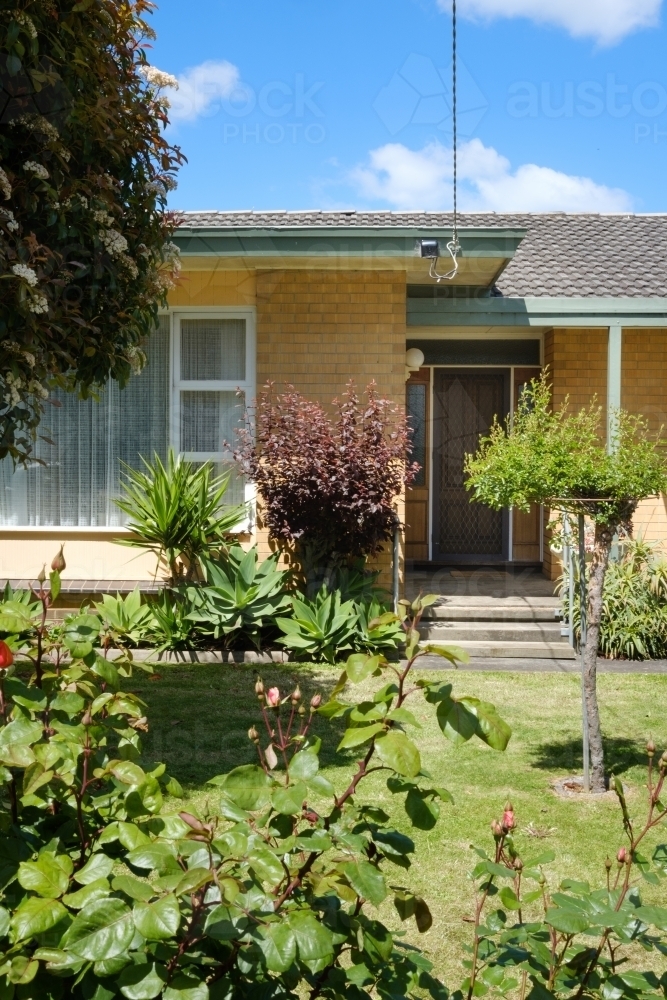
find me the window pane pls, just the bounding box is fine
[180,391,245,454]
[180,318,245,381]
[407,382,426,487]
[0,317,170,527]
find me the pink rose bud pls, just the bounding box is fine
[51,545,66,573]
[310,693,322,710]
[291,685,302,704]
[502,801,515,831]
[617,847,628,864]
[266,687,281,708]
[491,819,504,839]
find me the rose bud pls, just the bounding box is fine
[659,750,667,770]
[310,693,322,711]
[491,819,504,839]
[647,738,656,758]
[605,856,612,871]
[179,811,205,833]
[298,704,306,716]
[81,709,93,727]
[248,726,260,744]
[617,847,627,864]
[37,564,46,584]
[291,685,302,705]
[255,678,265,698]
[502,802,516,831]
[51,545,66,573]
[513,857,523,871]
[0,641,14,669]
[266,687,281,708]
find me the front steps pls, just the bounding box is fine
[419,596,576,659]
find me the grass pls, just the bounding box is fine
[129,663,667,985]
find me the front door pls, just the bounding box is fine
[432,370,509,561]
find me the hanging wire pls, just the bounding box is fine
[430,0,461,282]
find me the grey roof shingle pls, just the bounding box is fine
[177,211,667,298]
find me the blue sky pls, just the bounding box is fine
[149,0,667,213]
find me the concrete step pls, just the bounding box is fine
[424,639,577,660]
[420,622,565,643]
[424,605,559,622]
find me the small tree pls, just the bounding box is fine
[0,1,183,462]
[236,381,417,587]
[465,372,667,793]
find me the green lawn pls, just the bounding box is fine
[129,663,667,985]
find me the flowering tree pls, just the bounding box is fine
[0,1,184,462]
[465,372,667,793]
[236,381,417,583]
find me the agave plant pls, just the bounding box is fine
[276,588,359,663]
[114,449,246,583]
[94,588,152,648]
[187,545,292,649]
[354,597,405,656]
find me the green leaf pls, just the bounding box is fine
[126,842,180,874]
[635,905,667,929]
[375,731,421,778]
[386,707,421,727]
[288,910,334,973]
[74,852,115,886]
[249,849,285,885]
[257,921,297,972]
[346,653,383,683]
[163,974,209,999]
[112,876,155,902]
[133,895,181,940]
[423,643,470,664]
[436,699,477,745]
[118,962,168,1000]
[216,764,272,811]
[62,898,134,960]
[294,829,332,852]
[340,861,387,906]
[338,724,385,750]
[63,878,111,910]
[18,853,72,898]
[405,787,440,830]
[360,917,393,963]
[466,699,512,751]
[11,897,67,940]
[499,886,521,910]
[289,750,319,780]
[271,781,308,815]
[545,906,590,934]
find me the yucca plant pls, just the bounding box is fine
[114,449,246,582]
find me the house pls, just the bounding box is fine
[1,210,667,593]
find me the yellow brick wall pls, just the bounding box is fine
[255,270,407,585]
[170,267,256,307]
[545,327,608,411]
[622,329,667,546]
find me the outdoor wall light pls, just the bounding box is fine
[417,239,439,258]
[405,347,425,380]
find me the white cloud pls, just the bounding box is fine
[439,0,662,46]
[350,138,633,212]
[168,60,240,123]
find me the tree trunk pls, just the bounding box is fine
[582,522,614,792]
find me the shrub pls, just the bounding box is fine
[235,381,418,585]
[0,570,512,997]
[462,748,667,1000]
[276,589,359,663]
[0,1,183,462]
[562,537,667,660]
[115,450,246,583]
[95,588,152,649]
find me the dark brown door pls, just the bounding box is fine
[433,370,508,560]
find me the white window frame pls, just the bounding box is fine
[170,307,257,532]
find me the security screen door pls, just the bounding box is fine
[432,370,508,561]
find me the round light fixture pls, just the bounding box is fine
[406,347,425,369]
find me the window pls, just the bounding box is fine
[406,382,427,487]
[172,313,255,509]
[0,310,256,527]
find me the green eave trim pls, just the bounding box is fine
[407,296,667,327]
[173,226,526,259]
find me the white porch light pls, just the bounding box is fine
[405,347,425,380]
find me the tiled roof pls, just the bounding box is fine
[177,211,667,298]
